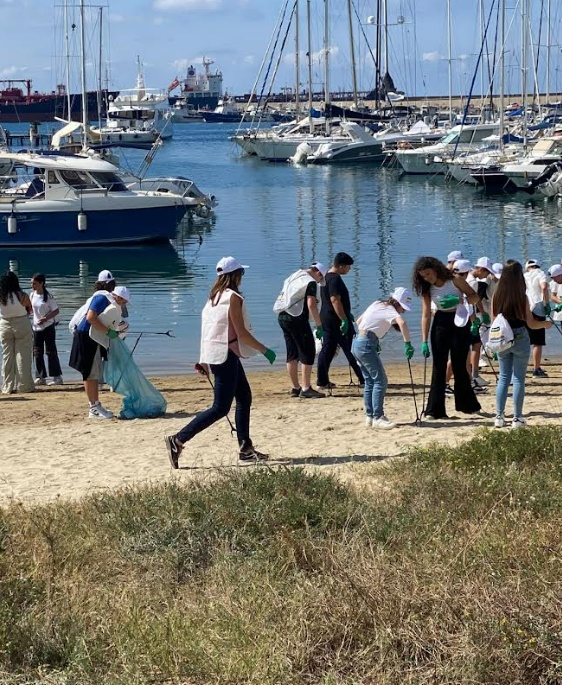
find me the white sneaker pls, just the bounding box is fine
[88,402,114,419]
[511,417,527,429]
[473,375,490,387]
[365,416,373,427]
[478,357,488,368]
[494,414,506,428]
[372,416,396,430]
[34,377,46,386]
[46,376,63,386]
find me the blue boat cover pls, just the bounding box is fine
[105,337,167,419]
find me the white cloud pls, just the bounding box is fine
[422,51,442,62]
[109,13,126,23]
[0,66,21,78]
[243,55,255,65]
[153,0,222,10]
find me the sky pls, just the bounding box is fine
[0,0,561,100]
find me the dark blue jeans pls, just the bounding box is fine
[176,350,252,447]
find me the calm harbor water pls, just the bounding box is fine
[3,121,562,377]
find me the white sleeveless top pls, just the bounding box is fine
[430,280,460,312]
[200,289,256,365]
[0,293,27,319]
[273,269,316,317]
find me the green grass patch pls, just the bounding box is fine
[2,428,562,683]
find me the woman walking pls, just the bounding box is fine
[351,287,414,429]
[492,260,552,428]
[165,257,276,468]
[0,271,34,394]
[30,273,63,386]
[413,256,481,419]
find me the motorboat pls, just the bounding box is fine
[123,176,218,218]
[0,151,188,247]
[304,121,385,164]
[501,136,562,189]
[171,99,204,123]
[202,97,242,123]
[393,123,499,175]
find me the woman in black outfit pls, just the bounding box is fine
[412,256,482,419]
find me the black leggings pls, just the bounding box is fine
[33,325,62,379]
[426,311,480,418]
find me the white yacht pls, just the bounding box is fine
[305,121,385,164]
[394,123,499,175]
[501,137,562,189]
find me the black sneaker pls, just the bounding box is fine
[165,435,181,469]
[299,387,326,399]
[239,446,270,462]
[445,384,454,396]
[290,387,302,398]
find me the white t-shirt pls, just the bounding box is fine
[551,280,562,320]
[525,268,548,314]
[357,302,399,339]
[30,291,59,331]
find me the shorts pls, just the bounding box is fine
[527,314,546,346]
[69,330,106,381]
[470,331,481,346]
[278,315,315,365]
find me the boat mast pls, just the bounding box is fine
[499,0,505,151]
[97,6,103,129]
[546,0,551,104]
[294,0,300,116]
[324,0,331,133]
[63,0,72,120]
[306,0,313,133]
[375,0,381,110]
[79,0,88,149]
[447,0,453,125]
[347,0,358,107]
[521,0,528,151]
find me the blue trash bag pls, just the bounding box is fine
[104,337,167,419]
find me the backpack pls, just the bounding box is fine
[485,313,514,354]
[273,270,315,317]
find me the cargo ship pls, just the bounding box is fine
[0,79,118,123]
[167,58,222,110]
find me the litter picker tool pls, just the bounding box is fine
[127,330,176,337]
[407,359,422,426]
[194,363,235,434]
[421,355,428,417]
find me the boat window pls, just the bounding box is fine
[440,131,460,144]
[89,172,127,192]
[47,170,60,184]
[59,170,95,189]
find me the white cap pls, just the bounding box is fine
[391,286,412,311]
[549,264,562,278]
[525,259,540,269]
[492,262,503,277]
[475,256,494,273]
[447,250,464,263]
[215,256,249,275]
[453,259,472,273]
[310,261,327,277]
[113,286,131,303]
[97,269,114,282]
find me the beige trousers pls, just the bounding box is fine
[0,315,35,393]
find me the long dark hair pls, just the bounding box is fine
[31,273,51,303]
[0,271,22,306]
[492,260,526,321]
[209,269,243,304]
[412,256,453,295]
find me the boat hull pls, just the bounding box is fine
[0,203,186,247]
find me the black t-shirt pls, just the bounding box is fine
[278,280,318,323]
[321,272,351,326]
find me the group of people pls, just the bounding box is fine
[165,249,562,468]
[0,270,63,395]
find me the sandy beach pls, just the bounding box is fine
[2,358,562,505]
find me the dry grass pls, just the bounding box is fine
[2,428,562,684]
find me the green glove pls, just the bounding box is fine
[107,328,119,340]
[315,325,324,340]
[481,312,491,325]
[404,341,414,360]
[376,341,381,353]
[470,319,480,336]
[421,341,430,358]
[544,302,552,316]
[339,319,349,335]
[263,348,276,365]
[438,294,460,309]
[555,303,562,312]
[349,313,355,323]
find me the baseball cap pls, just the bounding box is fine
[492,262,503,277]
[525,259,540,269]
[475,256,494,273]
[97,269,114,282]
[113,286,131,303]
[453,259,472,273]
[311,261,327,277]
[447,250,464,263]
[549,264,562,278]
[216,256,249,275]
[391,286,412,311]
